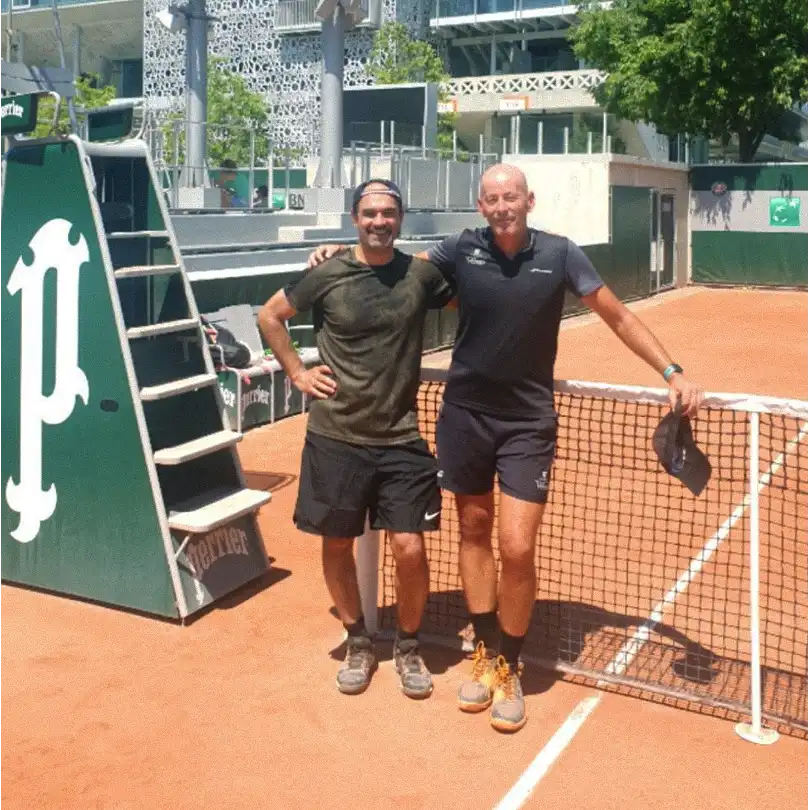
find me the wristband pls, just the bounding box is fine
[663,363,683,382]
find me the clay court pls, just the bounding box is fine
[2,286,807,810]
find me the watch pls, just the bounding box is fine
[663,363,683,382]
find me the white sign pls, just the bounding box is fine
[499,96,528,112]
[437,100,457,115]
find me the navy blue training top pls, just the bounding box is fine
[426,227,604,420]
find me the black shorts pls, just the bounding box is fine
[294,432,442,538]
[435,401,557,504]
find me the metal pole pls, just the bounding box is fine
[735,412,780,746]
[602,111,608,153]
[479,133,484,155]
[248,126,255,208]
[0,0,14,170]
[267,139,275,209]
[537,121,543,154]
[355,523,380,635]
[422,125,426,157]
[185,0,208,187]
[6,1,12,62]
[350,140,357,187]
[172,119,181,208]
[564,126,569,155]
[515,114,521,155]
[313,6,346,188]
[284,155,291,204]
[50,0,78,133]
[587,131,593,154]
[390,119,395,152]
[380,119,385,156]
[72,25,81,77]
[453,129,458,160]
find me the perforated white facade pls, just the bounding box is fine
[142,0,430,156]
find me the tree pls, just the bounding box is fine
[34,73,117,138]
[164,57,270,167]
[570,0,808,162]
[368,21,462,156]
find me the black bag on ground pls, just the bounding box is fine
[201,316,252,369]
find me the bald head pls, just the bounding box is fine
[478,163,529,199]
[476,163,535,245]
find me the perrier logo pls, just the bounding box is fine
[1,101,24,120]
[1,93,38,135]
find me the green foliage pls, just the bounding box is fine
[368,21,448,85]
[570,0,808,162]
[164,57,270,167]
[34,74,117,137]
[368,21,461,156]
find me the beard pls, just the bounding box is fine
[364,224,399,248]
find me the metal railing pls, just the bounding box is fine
[432,0,607,19]
[275,0,377,32]
[444,69,605,97]
[142,114,296,211]
[347,139,499,210]
[1,0,106,10]
[274,0,323,32]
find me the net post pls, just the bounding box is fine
[735,411,780,745]
[356,519,380,636]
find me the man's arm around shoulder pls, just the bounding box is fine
[416,238,460,310]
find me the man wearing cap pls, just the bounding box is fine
[307,164,704,732]
[258,179,455,699]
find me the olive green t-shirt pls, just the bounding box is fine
[286,248,455,446]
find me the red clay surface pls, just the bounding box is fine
[2,287,807,810]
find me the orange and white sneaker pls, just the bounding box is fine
[490,656,526,732]
[457,641,498,712]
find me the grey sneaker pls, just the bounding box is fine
[457,641,497,713]
[490,656,527,732]
[336,636,377,695]
[394,639,433,699]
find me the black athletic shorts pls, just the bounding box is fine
[294,431,442,538]
[435,401,557,504]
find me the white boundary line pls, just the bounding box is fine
[493,422,808,810]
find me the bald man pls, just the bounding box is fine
[307,164,703,733]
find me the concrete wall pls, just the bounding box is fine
[173,211,322,250]
[502,154,611,246]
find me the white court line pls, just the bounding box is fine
[604,422,808,679]
[494,422,808,810]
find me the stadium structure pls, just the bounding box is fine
[3,0,806,163]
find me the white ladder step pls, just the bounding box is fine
[140,373,217,402]
[154,430,242,466]
[127,318,198,339]
[115,264,182,278]
[107,230,169,239]
[168,488,271,533]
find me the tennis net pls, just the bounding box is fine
[379,371,809,735]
